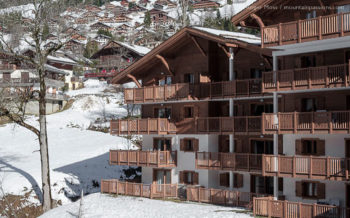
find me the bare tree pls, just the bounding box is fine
[0,0,70,212]
[176,0,191,29]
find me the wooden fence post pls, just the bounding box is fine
[150,184,153,199]
[253,197,256,217]
[198,187,201,203]
[313,203,317,217]
[116,180,119,196]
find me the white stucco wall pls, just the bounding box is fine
[283,134,350,157]
[283,178,346,207]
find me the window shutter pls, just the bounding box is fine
[295,181,302,197]
[295,139,302,155]
[220,173,229,187]
[180,139,185,151]
[278,135,283,155]
[317,182,326,199]
[193,172,199,185]
[316,140,325,156]
[236,174,243,188]
[193,139,199,152]
[179,171,184,184]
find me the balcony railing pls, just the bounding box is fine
[0,64,17,71]
[109,150,177,167]
[110,118,177,135]
[101,179,178,199]
[110,116,264,135]
[262,12,350,47]
[124,79,263,104]
[263,63,350,92]
[253,197,348,218]
[187,186,269,208]
[263,111,350,134]
[196,152,350,181]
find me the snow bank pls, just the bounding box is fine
[0,80,133,204]
[40,193,252,218]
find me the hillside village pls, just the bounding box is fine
[1,0,350,217]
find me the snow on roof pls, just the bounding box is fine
[193,26,261,45]
[0,3,35,19]
[45,64,69,75]
[47,55,78,65]
[117,41,151,56]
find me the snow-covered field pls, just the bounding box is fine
[40,193,252,218]
[0,80,134,205]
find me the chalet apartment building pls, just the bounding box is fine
[104,0,350,214]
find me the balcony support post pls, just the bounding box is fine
[273,91,279,200]
[229,47,235,190]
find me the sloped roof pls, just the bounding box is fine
[112,26,272,84]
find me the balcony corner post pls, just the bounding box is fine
[318,16,322,40]
[340,13,344,37]
[297,20,301,43]
[278,23,282,46]
[262,154,266,176]
[326,156,330,179]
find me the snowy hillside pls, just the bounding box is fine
[39,193,253,218]
[0,80,135,206]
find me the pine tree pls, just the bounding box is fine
[144,11,151,27]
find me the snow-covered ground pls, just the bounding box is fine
[0,80,135,205]
[40,193,252,218]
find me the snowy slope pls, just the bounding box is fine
[40,193,253,218]
[0,80,133,205]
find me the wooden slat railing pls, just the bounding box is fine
[110,118,177,135]
[262,12,350,47]
[196,152,350,181]
[263,111,350,134]
[187,186,269,208]
[0,64,17,70]
[253,197,349,218]
[101,179,178,199]
[124,79,262,104]
[263,62,350,92]
[110,116,263,135]
[109,150,177,167]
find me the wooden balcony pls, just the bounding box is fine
[262,12,350,47]
[110,116,264,135]
[124,79,263,104]
[101,179,178,199]
[263,111,350,134]
[196,152,350,181]
[186,186,269,208]
[263,63,350,92]
[109,150,177,167]
[254,197,348,218]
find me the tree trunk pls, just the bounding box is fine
[39,68,52,212]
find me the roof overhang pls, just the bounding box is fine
[112,27,273,84]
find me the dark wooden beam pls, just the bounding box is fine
[261,55,272,68]
[239,21,246,27]
[217,43,230,58]
[126,74,141,88]
[318,0,327,12]
[189,35,207,57]
[156,54,174,76]
[250,13,265,28]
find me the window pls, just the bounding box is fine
[301,98,315,112]
[302,140,317,155]
[158,76,172,86]
[301,55,316,68]
[250,68,262,79]
[250,104,273,116]
[184,73,195,84]
[154,138,171,151]
[179,171,198,185]
[296,181,325,199]
[295,139,325,156]
[337,4,350,13]
[154,107,171,119]
[180,138,198,152]
[184,106,194,118]
[306,10,317,19]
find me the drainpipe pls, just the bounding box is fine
[273,54,279,200]
[229,47,235,190]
